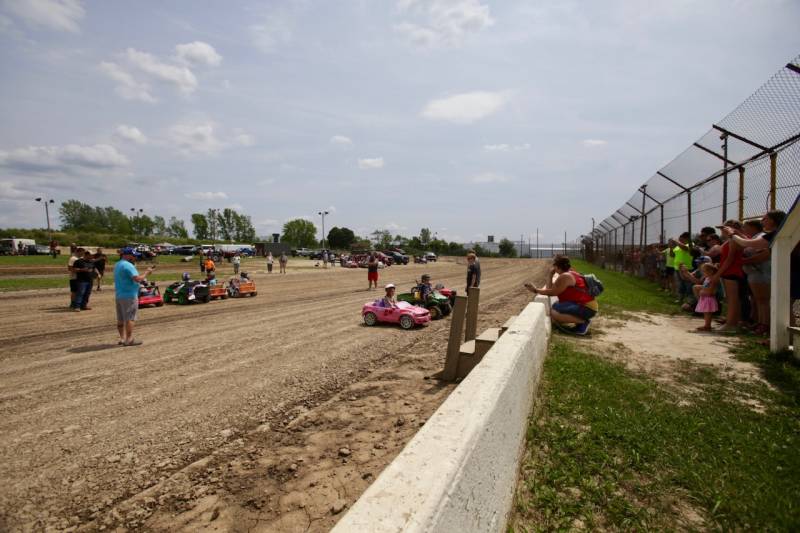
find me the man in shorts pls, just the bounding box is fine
[367,253,379,290]
[67,247,83,307]
[466,251,481,294]
[114,247,155,346]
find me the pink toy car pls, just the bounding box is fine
[362,300,431,329]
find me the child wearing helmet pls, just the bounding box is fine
[419,274,434,301]
[382,283,398,308]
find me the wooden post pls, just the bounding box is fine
[770,152,778,210]
[738,166,745,221]
[442,295,468,381]
[464,287,480,342]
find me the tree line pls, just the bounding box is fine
[59,200,189,238]
[190,209,256,242]
[279,219,519,258]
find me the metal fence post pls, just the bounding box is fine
[738,166,745,220]
[660,204,664,243]
[770,152,778,210]
[687,190,693,237]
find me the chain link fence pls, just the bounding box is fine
[586,55,800,269]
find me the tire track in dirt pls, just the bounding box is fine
[0,259,547,531]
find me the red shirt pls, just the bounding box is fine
[719,241,744,278]
[559,270,594,305]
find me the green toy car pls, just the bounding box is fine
[397,283,452,320]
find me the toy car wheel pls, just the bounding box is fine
[164,293,172,303]
[441,303,452,316]
[221,293,228,299]
[201,294,210,303]
[399,315,414,330]
[156,301,164,307]
[251,291,257,297]
[178,292,188,305]
[363,312,377,326]
[428,305,442,320]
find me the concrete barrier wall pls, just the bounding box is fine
[332,297,551,533]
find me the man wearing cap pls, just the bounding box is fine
[114,248,155,346]
[382,284,398,308]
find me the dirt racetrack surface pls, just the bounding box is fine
[0,258,549,532]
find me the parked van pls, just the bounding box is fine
[0,238,36,255]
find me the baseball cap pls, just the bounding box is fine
[385,283,395,289]
[120,247,136,255]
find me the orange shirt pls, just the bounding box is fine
[204,259,215,270]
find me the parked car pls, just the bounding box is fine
[292,248,313,257]
[362,300,430,329]
[27,244,53,255]
[173,245,197,256]
[383,250,409,265]
[424,252,437,262]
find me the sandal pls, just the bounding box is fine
[124,339,143,346]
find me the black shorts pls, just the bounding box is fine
[69,279,78,292]
[664,267,675,276]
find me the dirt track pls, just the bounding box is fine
[0,258,549,532]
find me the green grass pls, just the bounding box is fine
[511,339,800,532]
[571,258,678,317]
[0,272,185,292]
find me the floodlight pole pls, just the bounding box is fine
[35,198,55,242]
[318,210,329,249]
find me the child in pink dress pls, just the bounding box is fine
[695,263,719,331]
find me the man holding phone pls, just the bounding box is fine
[114,247,155,346]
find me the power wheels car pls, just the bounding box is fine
[138,282,164,308]
[396,286,452,320]
[163,280,210,304]
[362,300,430,329]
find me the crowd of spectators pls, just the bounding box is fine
[610,210,788,336]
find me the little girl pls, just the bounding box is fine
[695,263,719,331]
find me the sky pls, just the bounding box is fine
[1,0,798,245]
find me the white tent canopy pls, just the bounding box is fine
[770,195,800,353]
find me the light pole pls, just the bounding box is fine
[318,210,329,249]
[130,208,143,239]
[35,197,54,242]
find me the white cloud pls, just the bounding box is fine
[483,143,530,152]
[3,0,84,33]
[395,0,494,48]
[232,129,255,147]
[0,180,33,200]
[167,122,223,155]
[471,172,509,184]
[175,41,222,67]
[184,191,227,201]
[99,61,155,103]
[166,122,255,154]
[582,139,608,147]
[358,157,384,169]
[114,124,147,145]
[250,7,293,54]
[0,143,129,174]
[330,135,353,148]
[126,48,197,95]
[256,218,280,227]
[421,90,511,124]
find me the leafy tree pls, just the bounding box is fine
[59,200,95,230]
[131,214,155,237]
[191,213,209,240]
[419,227,431,245]
[153,216,167,236]
[104,207,132,234]
[371,229,393,249]
[234,213,256,242]
[216,208,237,241]
[473,244,491,257]
[282,218,317,248]
[167,217,189,239]
[327,226,355,249]
[499,238,518,258]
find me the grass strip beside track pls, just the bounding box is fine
[0,272,184,292]
[571,258,679,316]
[511,338,800,531]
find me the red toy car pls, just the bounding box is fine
[362,300,431,329]
[138,281,164,308]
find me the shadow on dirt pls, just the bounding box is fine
[67,344,121,353]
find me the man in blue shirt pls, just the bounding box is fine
[115,248,154,346]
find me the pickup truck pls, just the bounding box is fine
[292,248,313,257]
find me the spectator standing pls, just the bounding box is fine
[671,233,693,303]
[114,247,154,346]
[71,250,95,311]
[322,251,328,268]
[367,253,379,290]
[67,247,82,306]
[662,244,675,293]
[204,255,216,275]
[279,252,288,274]
[199,253,206,274]
[466,251,481,294]
[712,220,746,333]
[728,210,786,335]
[694,263,720,332]
[232,253,241,275]
[266,252,274,273]
[525,255,597,335]
[49,239,58,259]
[93,248,107,291]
